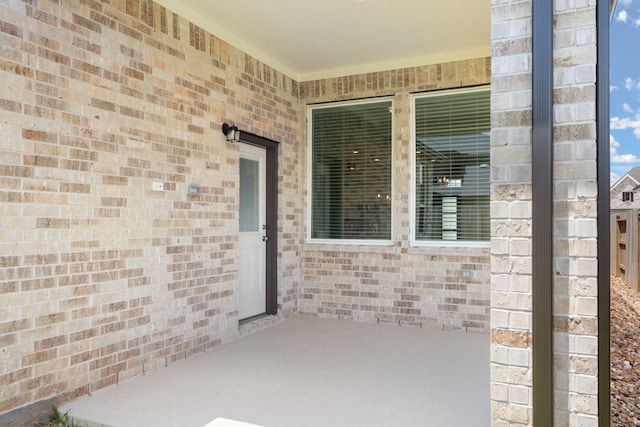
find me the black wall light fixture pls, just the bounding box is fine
[222,123,240,142]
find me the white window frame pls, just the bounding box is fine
[307,97,394,245]
[410,86,490,248]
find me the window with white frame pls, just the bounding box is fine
[310,99,392,241]
[413,87,490,243]
[623,191,634,202]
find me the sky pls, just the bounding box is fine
[610,0,640,184]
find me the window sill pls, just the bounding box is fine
[306,239,394,246]
[410,240,490,249]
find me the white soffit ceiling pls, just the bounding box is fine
[153,0,491,82]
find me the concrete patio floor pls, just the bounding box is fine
[61,316,490,427]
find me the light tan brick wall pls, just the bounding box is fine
[553,2,599,425]
[1,0,603,421]
[0,0,302,414]
[299,61,492,331]
[490,0,601,425]
[490,1,534,425]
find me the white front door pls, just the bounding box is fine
[238,143,267,320]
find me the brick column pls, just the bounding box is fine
[490,0,534,424]
[553,2,600,425]
[490,1,601,426]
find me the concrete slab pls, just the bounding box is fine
[61,316,490,427]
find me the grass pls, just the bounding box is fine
[35,406,88,427]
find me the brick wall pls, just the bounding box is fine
[490,0,601,425]
[299,61,492,331]
[553,2,599,425]
[0,0,302,416]
[490,1,534,424]
[3,0,604,422]
[0,0,493,414]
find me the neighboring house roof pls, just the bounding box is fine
[611,167,640,192]
[628,167,640,183]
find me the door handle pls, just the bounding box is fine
[262,235,269,242]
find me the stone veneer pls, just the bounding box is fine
[610,171,640,211]
[490,1,600,426]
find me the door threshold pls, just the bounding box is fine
[238,314,284,339]
[239,313,268,325]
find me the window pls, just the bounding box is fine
[310,99,392,241]
[413,87,490,243]
[623,191,634,202]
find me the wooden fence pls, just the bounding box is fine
[611,209,639,292]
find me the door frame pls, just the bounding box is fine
[238,131,278,316]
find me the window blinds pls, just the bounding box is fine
[414,87,490,242]
[311,100,393,240]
